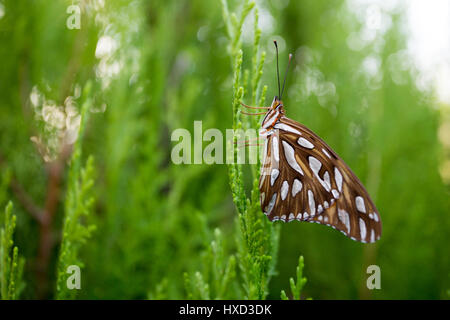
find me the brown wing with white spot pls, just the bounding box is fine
[259,116,382,243]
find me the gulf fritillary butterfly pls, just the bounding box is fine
[242,41,382,243]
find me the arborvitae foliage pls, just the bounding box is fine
[56,86,96,299]
[184,227,238,299]
[222,0,280,299]
[281,256,307,300]
[0,202,25,300]
[55,154,96,299]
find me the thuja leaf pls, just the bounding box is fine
[281,256,308,300]
[0,202,24,300]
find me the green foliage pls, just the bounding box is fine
[0,202,25,300]
[0,170,11,209]
[56,91,96,299]
[55,156,96,299]
[184,228,238,300]
[222,0,280,299]
[281,256,307,300]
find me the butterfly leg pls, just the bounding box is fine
[240,110,267,115]
[240,101,270,110]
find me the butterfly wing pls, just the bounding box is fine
[259,116,382,243]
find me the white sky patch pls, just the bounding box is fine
[349,0,450,103]
[406,0,450,104]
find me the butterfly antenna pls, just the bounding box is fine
[280,53,293,100]
[274,40,281,98]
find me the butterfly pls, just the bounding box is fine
[241,41,382,243]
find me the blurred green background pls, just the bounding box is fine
[0,0,449,299]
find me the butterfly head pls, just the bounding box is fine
[271,95,282,107]
[261,96,285,129]
[270,96,285,113]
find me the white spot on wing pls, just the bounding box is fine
[370,229,375,243]
[334,167,343,192]
[332,189,340,199]
[265,193,277,215]
[309,156,321,173]
[322,148,332,159]
[288,213,295,221]
[338,209,350,233]
[355,196,366,213]
[297,137,314,149]
[264,137,269,163]
[282,141,304,175]
[259,174,265,189]
[270,169,279,186]
[292,179,302,197]
[359,218,367,240]
[372,212,379,222]
[274,123,302,135]
[308,190,316,216]
[324,171,331,190]
[309,156,331,192]
[272,136,279,162]
[296,213,302,220]
[281,181,289,200]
